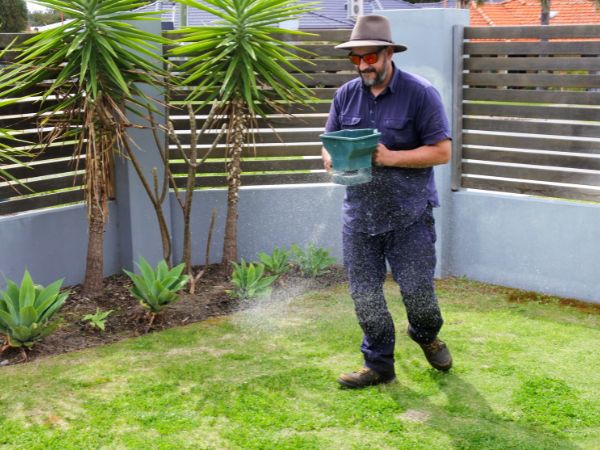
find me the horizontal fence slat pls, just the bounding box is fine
[464,41,600,56]
[272,29,350,41]
[0,98,66,117]
[464,25,600,40]
[463,72,600,89]
[463,147,600,170]
[170,115,328,130]
[463,132,600,153]
[462,176,600,202]
[464,56,600,71]
[168,88,337,103]
[463,117,600,139]
[168,144,323,160]
[285,59,350,73]
[0,173,83,199]
[463,87,600,105]
[2,158,84,180]
[6,143,80,162]
[462,161,600,185]
[166,29,350,43]
[173,172,330,188]
[167,44,349,58]
[0,189,84,215]
[0,130,74,147]
[168,102,331,116]
[292,72,355,87]
[463,103,600,122]
[168,58,350,73]
[170,158,322,174]
[174,130,324,146]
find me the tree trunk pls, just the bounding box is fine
[81,122,112,299]
[82,199,105,298]
[222,99,245,266]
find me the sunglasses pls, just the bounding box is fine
[348,47,386,66]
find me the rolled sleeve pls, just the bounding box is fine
[416,86,451,146]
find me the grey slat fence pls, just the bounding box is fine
[454,25,600,202]
[0,33,86,215]
[166,29,350,188]
[1,29,353,216]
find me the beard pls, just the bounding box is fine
[359,65,388,88]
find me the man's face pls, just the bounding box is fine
[349,46,391,88]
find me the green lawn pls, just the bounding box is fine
[1,277,599,449]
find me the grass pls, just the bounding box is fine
[1,277,600,449]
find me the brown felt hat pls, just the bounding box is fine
[335,15,407,53]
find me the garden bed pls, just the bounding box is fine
[0,264,347,367]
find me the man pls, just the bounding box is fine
[322,15,453,389]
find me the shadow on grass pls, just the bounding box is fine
[387,364,578,450]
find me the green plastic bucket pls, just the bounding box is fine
[319,128,381,185]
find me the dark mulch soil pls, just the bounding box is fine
[0,265,347,367]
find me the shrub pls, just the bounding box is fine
[123,258,189,314]
[291,243,337,278]
[82,308,113,331]
[0,271,68,350]
[257,246,292,278]
[229,259,277,300]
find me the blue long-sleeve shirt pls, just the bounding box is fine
[325,64,451,235]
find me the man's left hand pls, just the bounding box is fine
[372,139,451,169]
[372,143,394,167]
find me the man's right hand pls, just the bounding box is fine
[321,147,332,171]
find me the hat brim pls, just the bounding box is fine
[335,40,407,53]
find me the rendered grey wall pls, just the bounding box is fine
[116,19,170,271]
[448,191,600,304]
[0,204,120,289]
[381,9,470,276]
[170,185,346,265]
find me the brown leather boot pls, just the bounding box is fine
[337,367,396,389]
[408,328,453,372]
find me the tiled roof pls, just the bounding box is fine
[470,0,600,27]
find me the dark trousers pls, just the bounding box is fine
[342,207,444,375]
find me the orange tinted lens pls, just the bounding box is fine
[362,52,378,65]
[349,55,361,65]
[349,52,379,65]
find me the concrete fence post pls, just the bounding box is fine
[380,9,470,277]
[114,20,171,271]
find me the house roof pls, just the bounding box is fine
[470,0,600,27]
[138,0,461,30]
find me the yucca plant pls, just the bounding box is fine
[170,0,317,266]
[229,259,277,300]
[0,271,69,361]
[0,0,170,298]
[257,246,291,278]
[123,258,189,329]
[291,243,336,278]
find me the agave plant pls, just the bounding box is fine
[229,259,277,300]
[291,243,336,278]
[123,258,189,329]
[0,271,69,360]
[0,0,169,298]
[257,246,291,278]
[171,0,317,266]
